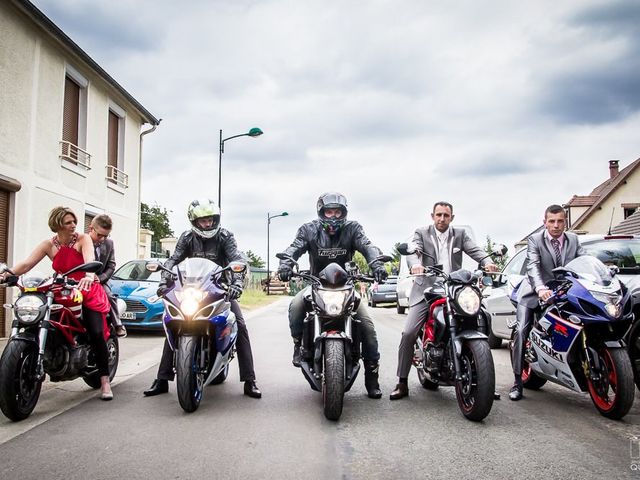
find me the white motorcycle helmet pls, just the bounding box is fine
[187,198,221,239]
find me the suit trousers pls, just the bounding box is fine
[510,303,535,376]
[396,299,430,378]
[288,288,381,363]
[156,299,256,382]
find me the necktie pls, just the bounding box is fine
[95,245,101,261]
[551,238,561,266]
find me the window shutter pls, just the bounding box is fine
[63,76,80,145]
[108,111,119,169]
[84,213,94,234]
[0,189,8,334]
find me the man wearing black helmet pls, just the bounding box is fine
[277,192,388,399]
[143,198,262,399]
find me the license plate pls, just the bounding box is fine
[120,312,136,320]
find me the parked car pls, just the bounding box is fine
[367,276,399,307]
[109,259,165,331]
[483,234,640,348]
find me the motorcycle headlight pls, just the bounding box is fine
[455,286,480,316]
[317,289,349,316]
[15,295,45,324]
[591,291,622,317]
[177,287,205,318]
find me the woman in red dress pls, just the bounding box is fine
[0,207,113,400]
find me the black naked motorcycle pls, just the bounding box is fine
[397,242,507,421]
[276,253,391,421]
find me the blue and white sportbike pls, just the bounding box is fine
[510,255,635,419]
[147,257,246,413]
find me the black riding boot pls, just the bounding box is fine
[364,362,382,399]
[292,338,302,367]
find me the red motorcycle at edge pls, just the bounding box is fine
[0,261,120,421]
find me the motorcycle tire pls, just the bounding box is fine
[586,347,634,420]
[0,341,43,422]
[176,336,204,413]
[396,303,406,315]
[455,339,495,422]
[83,334,120,389]
[210,364,229,385]
[414,340,439,390]
[625,321,640,391]
[323,339,345,421]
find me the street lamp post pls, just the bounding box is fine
[218,127,263,209]
[267,211,289,295]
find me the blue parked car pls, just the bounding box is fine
[109,259,165,331]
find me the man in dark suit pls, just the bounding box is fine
[390,201,498,399]
[509,204,586,400]
[89,214,127,337]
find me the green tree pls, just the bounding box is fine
[484,235,509,270]
[141,202,174,244]
[245,250,265,268]
[353,251,370,274]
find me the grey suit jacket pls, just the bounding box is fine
[516,231,586,308]
[96,238,116,285]
[407,225,489,307]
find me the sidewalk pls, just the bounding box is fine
[0,298,289,443]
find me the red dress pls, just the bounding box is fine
[52,234,110,336]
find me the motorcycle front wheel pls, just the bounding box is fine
[84,333,120,389]
[455,339,495,422]
[587,347,634,420]
[0,340,43,421]
[323,339,345,421]
[176,336,205,413]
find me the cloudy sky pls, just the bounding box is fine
[34,0,640,266]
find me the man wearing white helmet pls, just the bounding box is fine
[143,198,261,398]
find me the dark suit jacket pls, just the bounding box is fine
[516,230,586,308]
[407,225,489,306]
[95,238,116,285]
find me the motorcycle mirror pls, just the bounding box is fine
[228,261,247,273]
[397,243,413,255]
[145,263,160,272]
[344,261,358,273]
[492,244,508,256]
[275,253,290,260]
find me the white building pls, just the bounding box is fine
[0,0,160,336]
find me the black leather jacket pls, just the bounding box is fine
[161,229,246,287]
[279,219,383,275]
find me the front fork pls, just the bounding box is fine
[581,331,603,382]
[445,298,463,381]
[35,293,54,380]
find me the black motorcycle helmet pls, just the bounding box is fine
[317,192,348,235]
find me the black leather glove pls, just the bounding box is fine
[278,265,293,282]
[156,279,174,297]
[373,267,388,283]
[228,283,243,301]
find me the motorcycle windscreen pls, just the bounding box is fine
[318,263,349,287]
[174,257,222,288]
[563,256,617,287]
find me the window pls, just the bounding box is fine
[503,249,527,275]
[84,213,95,234]
[623,205,639,219]
[60,66,90,168]
[106,104,128,188]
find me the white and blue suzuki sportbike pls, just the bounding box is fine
[147,258,246,413]
[510,255,635,419]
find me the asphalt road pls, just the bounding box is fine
[2,298,640,479]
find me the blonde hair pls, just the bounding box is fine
[48,206,77,233]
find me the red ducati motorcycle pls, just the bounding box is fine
[0,261,119,421]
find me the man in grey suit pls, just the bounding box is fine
[89,214,127,337]
[509,204,586,400]
[390,201,498,400]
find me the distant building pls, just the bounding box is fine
[565,159,640,234]
[0,0,160,336]
[515,158,640,250]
